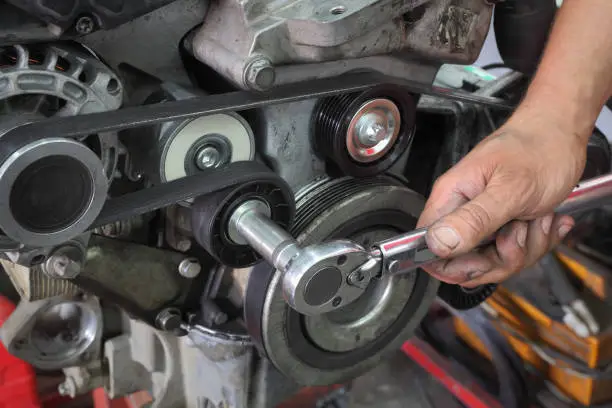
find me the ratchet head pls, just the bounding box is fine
[282,240,373,316]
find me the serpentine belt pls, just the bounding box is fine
[92,161,286,227]
[5,71,513,228]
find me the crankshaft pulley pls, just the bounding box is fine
[243,176,439,385]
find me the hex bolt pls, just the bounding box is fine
[195,146,222,170]
[244,56,275,91]
[74,16,96,35]
[45,254,82,279]
[355,112,388,146]
[156,308,183,332]
[176,239,192,252]
[178,258,201,279]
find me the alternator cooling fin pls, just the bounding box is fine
[0,43,122,248]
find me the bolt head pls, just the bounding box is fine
[45,254,81,279]
[195,146,221,170]
[176,239,192,252]
[356,113,389,146]
[156,308,183,331]
[75,16,95,35]
[178,258,201,278]
[213,312,228,325]
[245,57,275,91]
[365,123,386,143]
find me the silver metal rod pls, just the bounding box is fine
[556,173,612,215]
[374,172,612,275]
[230,200,301,273]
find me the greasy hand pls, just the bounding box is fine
[417,115,587,287]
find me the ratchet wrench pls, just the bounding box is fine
[228,173,612,316]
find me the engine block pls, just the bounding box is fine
[0,1,521,407]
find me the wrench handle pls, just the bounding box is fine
[373,173,612,275]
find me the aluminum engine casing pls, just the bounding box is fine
[191,0,493,90]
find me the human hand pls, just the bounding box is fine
[417,113,587,287]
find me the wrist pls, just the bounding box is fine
[503,106,589,157]
[515,79,599,145]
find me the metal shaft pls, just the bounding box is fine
[556,173,612,215]
[375,172,612,275]
[229,200,301,273]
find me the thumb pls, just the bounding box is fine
[425,186,516,258]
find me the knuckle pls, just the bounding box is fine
[431,174,452,195]
[422,260,446,278]
[499,241,526,272]
[455,201,492,237]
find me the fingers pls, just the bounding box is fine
[425,185,515,258]
[424,214,575,287]
[417,179,468,229]
[417,165,487,229]
[423,220,526,284]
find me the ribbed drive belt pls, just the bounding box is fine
[7,72,513,140]
[5,71,513,228]
[93,161,283,227]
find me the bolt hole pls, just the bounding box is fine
[30,255,46,266]
[330,5,346,15]
[332,297,342,307]
[337,255,347,266]
[78,71,88,83]
[107,78,120,94]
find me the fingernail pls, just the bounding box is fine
[541,215,553,235]
[466,270,485,281]
[558,224,573,239]
[516,223,527,248]
[430,226,461,255]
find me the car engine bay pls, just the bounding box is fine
[0,1,596,407]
